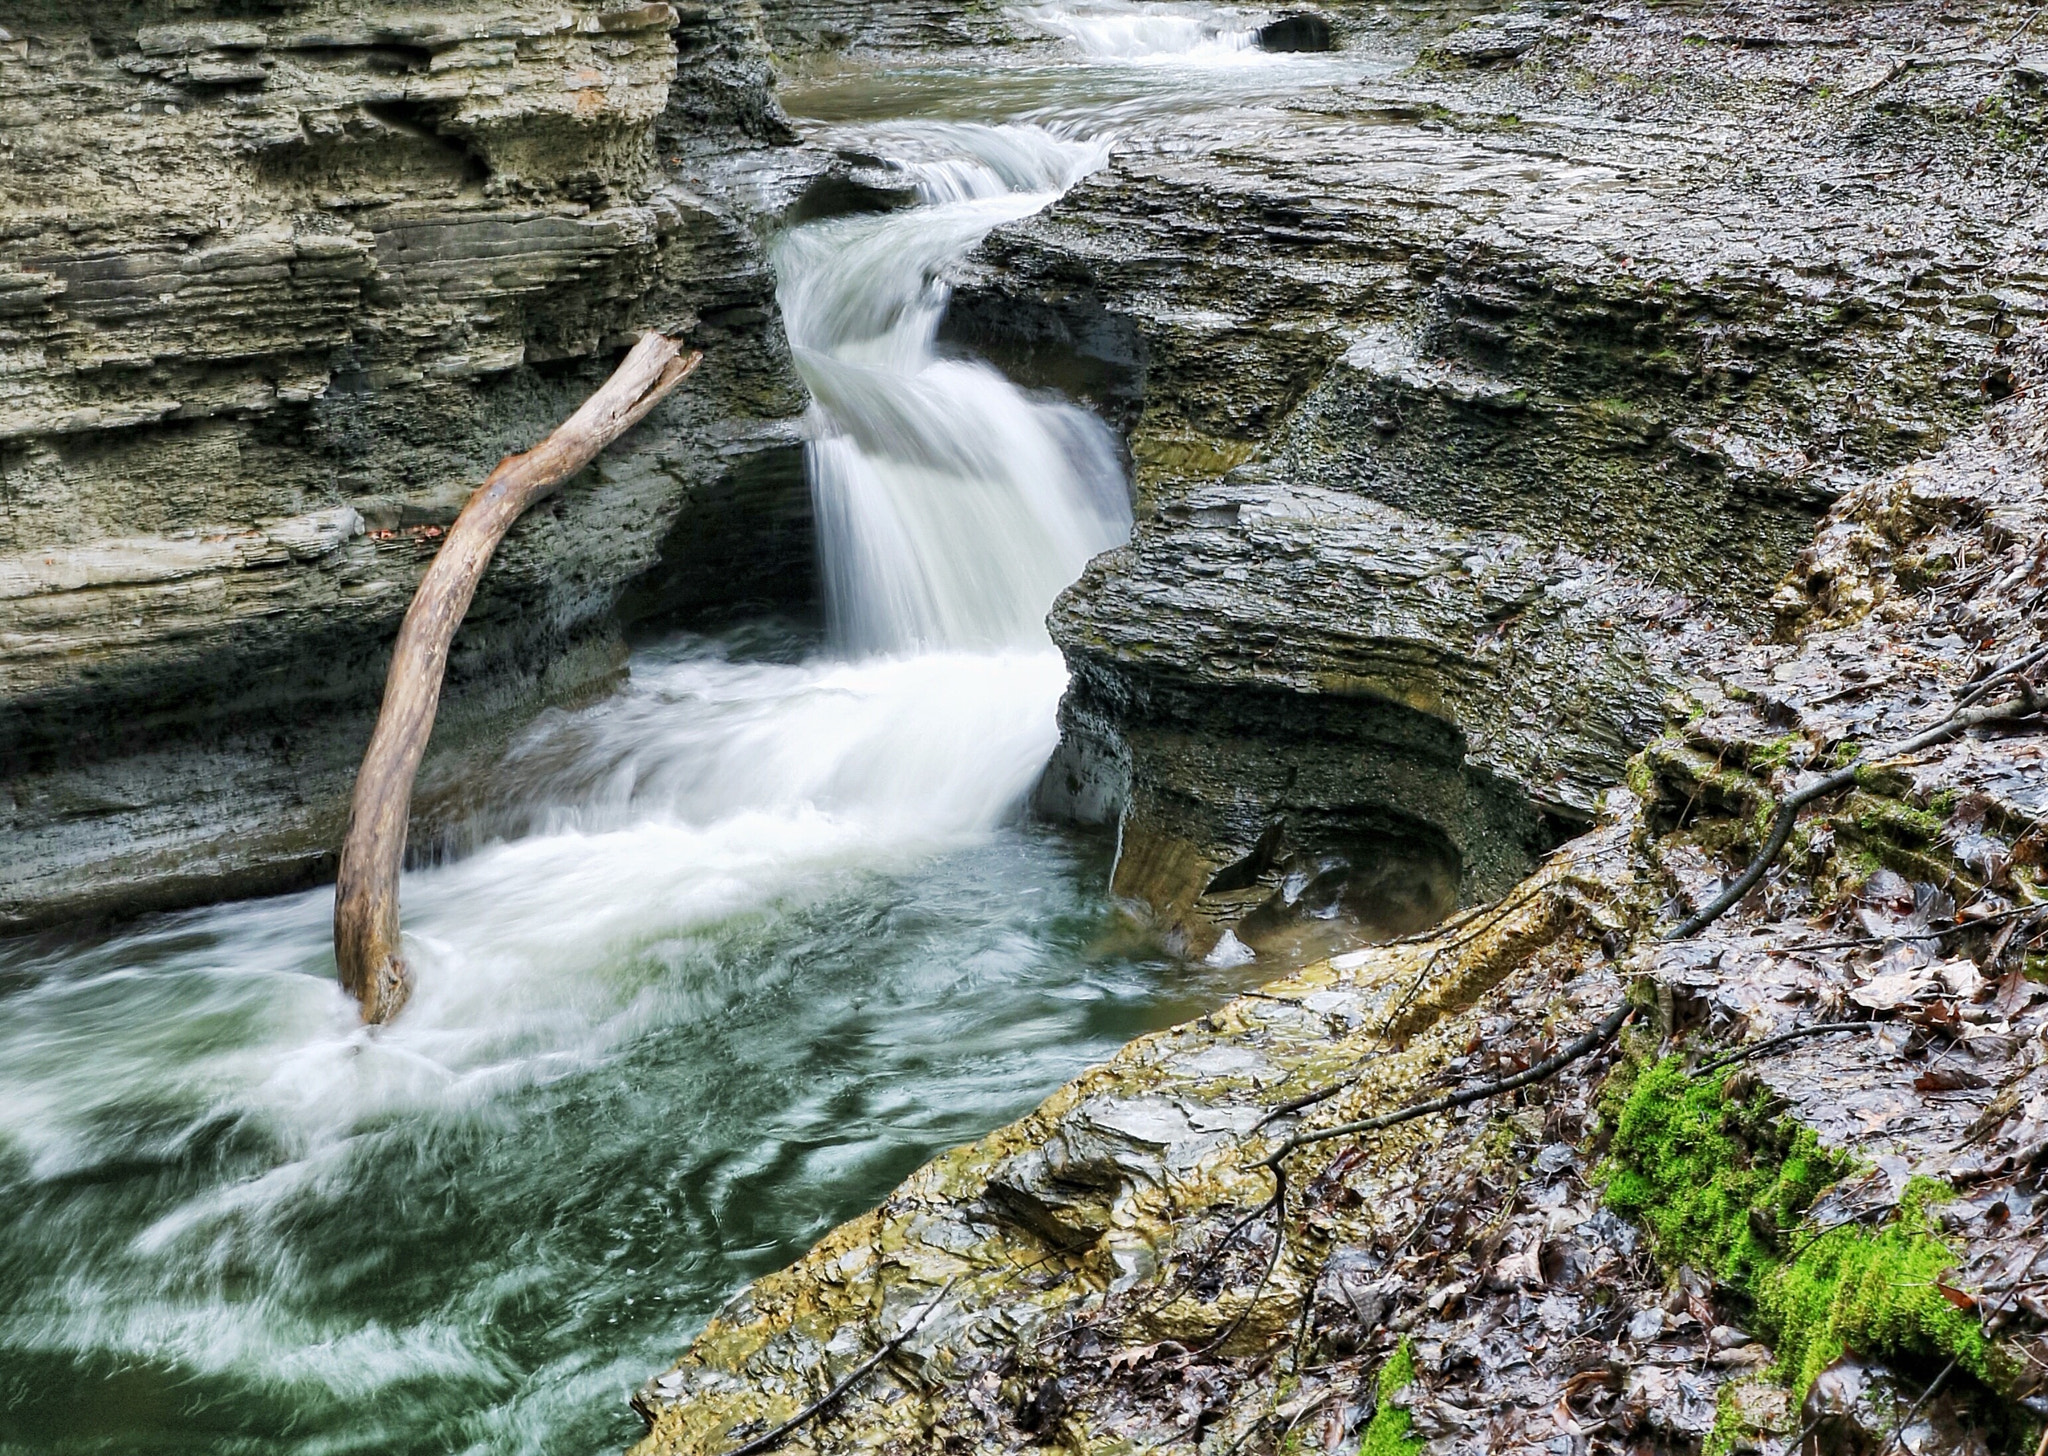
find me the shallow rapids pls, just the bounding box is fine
[0,9,1340,1454]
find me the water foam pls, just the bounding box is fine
[1019,0,1266,63]
[776,122,1129,655]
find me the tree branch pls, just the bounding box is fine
[333,332,701,1023]
[1662,694,2040,944]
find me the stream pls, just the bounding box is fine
[0,11,1380,1454]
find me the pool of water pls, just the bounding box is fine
[0,8,1401,1453]
[0,628,1297,1456]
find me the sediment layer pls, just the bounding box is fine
[0,0,818,927]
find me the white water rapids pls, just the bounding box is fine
[0,12,1353,1454]
[783,124,1126,654]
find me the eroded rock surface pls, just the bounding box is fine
[955,0,2048,944]
[630,327,2048,1455]
[0,0,817,926]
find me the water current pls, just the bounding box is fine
[0,11,1382,1454]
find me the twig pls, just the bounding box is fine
[1251,1051,1392,1132]
[1843,5,2046,104]
[1763,902,2048,955]
[1958,642,2048,711]
[1195,1173,1290,1357]
[1691,1021,1888,1077]
[1663,695,2040,943]
[1376,881,1554,1034]
[1259,1001,1636,1164]
[1876,1351,1961,1456]
[713,1279,957,1456]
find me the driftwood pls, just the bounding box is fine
[333,332,702,1023]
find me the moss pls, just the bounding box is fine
[1852,762,1915,798]
[1704,1377,1789,1456]
[1601,1058,1850,1290]
[1845,789,1944,844]
[1358,1340,1422,1456]
[1759,1179,1993,1395]
[1599,1058,1996,1405]
[1747,733,1805,772]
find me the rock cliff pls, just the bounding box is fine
[0,0,818,927]
[947,0,2045,951]
[631,3,2048,1452]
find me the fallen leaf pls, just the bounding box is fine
[1935,1280,1978,1313]
[1934,957,1985,1001]
[1915,1065,1991,1093]
[1851,968,1933,1012]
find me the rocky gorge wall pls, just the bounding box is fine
[628,4,2048,1453]
[0,0,820,928]
[940,0,2046,955]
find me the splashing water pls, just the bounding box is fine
[0,105,1155,1456]
[1018,0,1263,64]
[778,123,1129,654]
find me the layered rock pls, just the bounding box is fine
[0,0,816,927]
[1041,477,1736,956]
[947,0,2047,947]
[630,322,2048,1456]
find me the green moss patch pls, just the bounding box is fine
[1358,1339,1422,1456]
[1599,1057,1995,1404]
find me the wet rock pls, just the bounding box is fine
[1255,13,1331,53]
[1044,477,1736,950]
[1802,1354,1992,1456]
[0,0,815,927]
[1424,16,1547,67]
[785,151,920,222]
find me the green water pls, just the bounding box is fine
[0,642,1244,1453]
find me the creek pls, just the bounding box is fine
[0,11,1378,1453]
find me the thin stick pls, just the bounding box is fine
[1260,1001,1635,1164]
[713,1279,958,1456]
[1195,1172,1289,1358]
[1251,1051,1391,1132]
[1958,642,2048,711]
[1876,1351,1961,1456]
[1663,696,2039,943]
[1691,1021,1888,1077]
[332,334,701,1022]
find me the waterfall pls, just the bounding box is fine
[774,124,1130,655]
[1018,1,1263,62]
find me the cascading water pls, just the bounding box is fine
[1017,0,1261,63]
[778,123,1127,655]
[0,13,1341,1456]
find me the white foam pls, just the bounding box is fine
[1019,0,1267,64]
[775,122,1130,655]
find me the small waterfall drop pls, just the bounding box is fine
[775,124,1130,654]
[1019,0,1263,63]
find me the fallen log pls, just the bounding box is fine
[333,332,702,1023]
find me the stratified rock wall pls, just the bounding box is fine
[0,0,814,928]
[951,1,2045,944]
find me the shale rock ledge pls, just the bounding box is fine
[631,335,2048,1454]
